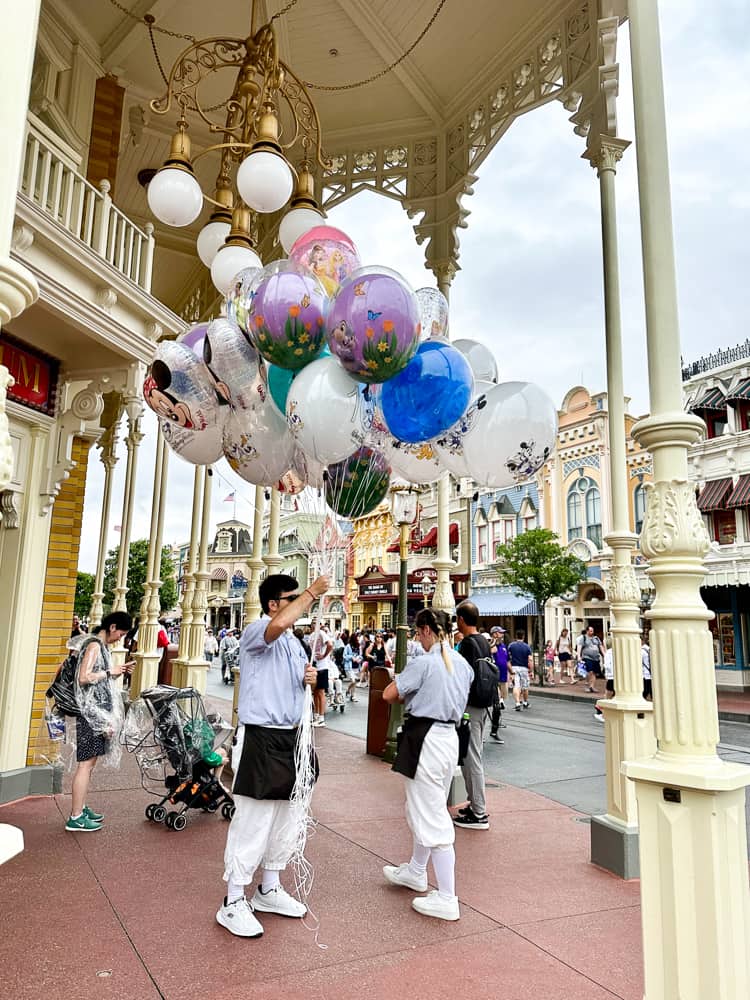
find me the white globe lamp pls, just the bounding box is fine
[211,242,262,296]
[237,150,294,214]
[278,163,324,253]
[147,167,203,227]
[197,216,232,267]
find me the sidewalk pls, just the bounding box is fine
[0,702,643,1000]
[530,681,750,722]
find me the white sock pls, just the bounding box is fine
[409,840,430,875]
[226,879,245,904]
[261,869,281,893]
[431,845,456,899]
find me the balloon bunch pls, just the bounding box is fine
[144,224,558,517]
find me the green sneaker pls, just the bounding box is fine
[83,805,104,823]
[65,813,102,832]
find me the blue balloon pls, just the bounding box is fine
[381,341,474,443]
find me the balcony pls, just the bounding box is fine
[10,115,181,373]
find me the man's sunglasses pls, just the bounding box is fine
[278,594,300,603]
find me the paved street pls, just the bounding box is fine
[208,667,750,844]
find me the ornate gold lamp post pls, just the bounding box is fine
[383,482,419,763]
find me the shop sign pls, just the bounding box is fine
[360,582,391,597]
[0,334,58,415]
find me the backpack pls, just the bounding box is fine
[463,635,499,708]
[45,637,103,717]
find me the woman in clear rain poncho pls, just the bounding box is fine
[66,611,133,832]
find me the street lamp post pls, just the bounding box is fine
[421,579,435,608]
[383,482,419,763]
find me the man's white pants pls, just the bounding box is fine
[404,724,457,849]
[223,724,298,885]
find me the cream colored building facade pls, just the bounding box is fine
[538,386,652,640]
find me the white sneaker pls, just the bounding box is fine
[216,896,264,937]
[412,890,460,921]
[383,863,428,892]
[251,884,306,918]
[312,716,324,727]
[594,711,605,722]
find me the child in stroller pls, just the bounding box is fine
[123,685,235,831]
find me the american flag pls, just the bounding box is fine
[223,491,236,503]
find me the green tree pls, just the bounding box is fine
[74,571,95,618]
[494,528,585,686]
[102,540,177,618]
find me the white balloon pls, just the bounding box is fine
[433,380,494,478]
[452,339,499,383]
[291,446,326,489]
[286,357,374,466]
[382,438,443,485]
[462,381,558,488]
[159,419,225,465]
[223,401,296,486]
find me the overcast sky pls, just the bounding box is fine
[77,2,750,573]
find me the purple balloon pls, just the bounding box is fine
[327,266,420,384]
[250,262,328,371]
[178,321,210,357]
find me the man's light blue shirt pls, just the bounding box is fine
[237,616,308,727]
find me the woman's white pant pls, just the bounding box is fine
[403,724,457,849]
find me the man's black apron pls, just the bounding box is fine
[233,724,319,800]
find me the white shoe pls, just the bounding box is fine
[312,716,324,727]
[412,890,460,921]
[251,884,306,918]
[216,896,264,937]
[383,863,428,892]
[594,711,605,722]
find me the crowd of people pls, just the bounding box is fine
[56,582,654,938]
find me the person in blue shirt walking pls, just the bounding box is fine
[507,629,533,711]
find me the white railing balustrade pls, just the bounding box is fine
[19,119,155,293]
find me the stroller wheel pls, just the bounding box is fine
[145,803,156,821]
[205,800,219,813]
[171,812,187,832]
[221,802,235,821]
[152,805,167,824]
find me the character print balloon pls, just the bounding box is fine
[325,446,391,518]
[461,381,558,488]
[432,379,494,478]
[222,396,296,487]
[286,356,375,466]
[143,341,225,465]
[327,266,421,384]
[225,265,262,334]
[250,261,328,371]
[415,286,449,341]
[202,317,266,411]
[290,225,361,297]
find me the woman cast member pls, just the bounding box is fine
[382,608,472,921]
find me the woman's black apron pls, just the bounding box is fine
[233,724,319,800]
[392,716,435,779]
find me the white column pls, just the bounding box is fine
[244,486,265,624]
[432,266,456,614]
[88,426,119,627]
[112,411,143,613]
[183,466,212,692]
[263,488,283,575]
[131,434,169,697]
[625,3,750,997]
[586,135,656,877]
[172,465,203,687]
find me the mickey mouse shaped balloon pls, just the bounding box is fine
[143,341,225,464]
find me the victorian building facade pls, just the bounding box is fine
[684,340,750,688]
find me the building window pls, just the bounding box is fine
[634,483,647,534]
[351,614,361,631]
[713,510,736,545]
[524,515,536,532]
[477,524,488,563]
[585,485,602,549]
[503,518,515,541]
[736,401,750,431]
[491,520,503,552]
[567,476,602,548]
[567,488,582,540]
[380,614,391,629]
[705,412,728,439]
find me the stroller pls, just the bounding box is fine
[123,685,235,832]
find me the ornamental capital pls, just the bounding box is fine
[584,134,631,175]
